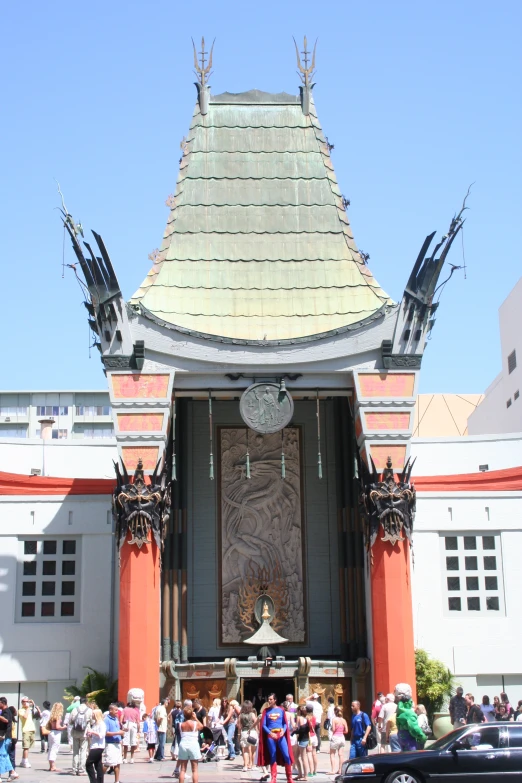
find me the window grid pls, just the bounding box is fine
[441,533,504,616]
[508,350,517,374]
[17,538,80,623]
[36,406,69,416]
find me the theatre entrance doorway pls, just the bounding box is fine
[241,678,296,711]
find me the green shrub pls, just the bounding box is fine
[64,667,118,713]
[415,648,456,723]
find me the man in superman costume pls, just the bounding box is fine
[257,693,294,783]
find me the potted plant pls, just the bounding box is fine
[415,649,457,738]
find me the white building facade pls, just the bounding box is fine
[468,276,522,435]
[1,422,521,707]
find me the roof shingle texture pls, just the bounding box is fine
[131,89,393,341]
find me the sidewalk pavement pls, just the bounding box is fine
[9,744,349,783]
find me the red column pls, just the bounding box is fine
[370,537,416,700]
[118,532,160,709]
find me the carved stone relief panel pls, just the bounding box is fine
[219,427,305,644]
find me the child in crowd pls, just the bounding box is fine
[142,713,157,762]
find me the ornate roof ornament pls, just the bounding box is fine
[192,36,215,115]
[112,458,171,560]
[359,456,416,552]
[293,35,317,115]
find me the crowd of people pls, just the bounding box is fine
[449,687,522,726]
[2,687,521,782]
[0,691,357,782]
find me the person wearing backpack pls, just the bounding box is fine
[70,698,93,775]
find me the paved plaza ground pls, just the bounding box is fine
[9,742,367,783]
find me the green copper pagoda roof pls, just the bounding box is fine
[130,88,393,342]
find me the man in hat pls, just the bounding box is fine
[257,694,294,783]
[18,697,41,768]
[449,687,467,729]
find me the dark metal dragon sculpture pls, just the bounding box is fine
[359,456,416,550]
[113,458,171,557]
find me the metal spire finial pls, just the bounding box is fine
[293,35,317,88]
[192,36,215,87]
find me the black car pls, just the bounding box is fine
[335,722,522,782]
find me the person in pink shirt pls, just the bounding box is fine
[122,703,141,763]
[371,692,384,746]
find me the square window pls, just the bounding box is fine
[467,597,480,611]
[485,576,498,591]
[62,540,76,555]
[42,561,56,576]
[21,602,35,617]
[42,582,56,596]
[41,602,55,616]
[446,557,459,571]
[466,577,479,591]
[464,536,477,550]
[62,561,75,576]
[465,557,478,570]
[484,556,497,571]
[506,399,512,408]
[23,561,36,576]
[22,582,36,596]
[486,596,500,611]
[61,582,75,596]
[61,602,75,617]
[447,577,460,591]
[43,540,57,555]
[448,597,461,611]
[24,541,37,555]
[482,536,495,550]
[445,537,458,550]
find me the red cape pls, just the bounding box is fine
[257,707,294,766]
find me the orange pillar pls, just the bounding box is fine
[370,537,416,700]
[118,532,161,708]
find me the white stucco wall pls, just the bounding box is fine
[468,277,522,435]
[411,432,522,475]
[412,491,522,705]
[0,438,117,479]
[0,494,116,707]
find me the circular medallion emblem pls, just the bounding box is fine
[239,383,294,434]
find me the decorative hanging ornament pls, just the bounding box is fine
[239,381,294,434]
[316,390,323,479]
[245,428,251,479]
[208,390,214,480]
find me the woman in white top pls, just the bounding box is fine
[481,696,496,722]
[208,698,222,729]
[176,707,203,783]
[86,709,106,783]
[47,703,67,772]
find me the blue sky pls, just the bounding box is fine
[1,0,520,392]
